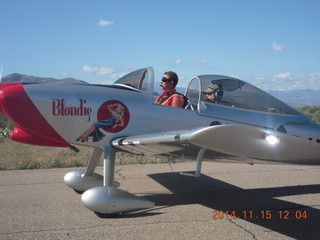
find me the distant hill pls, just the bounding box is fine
[1,73,87,84]
[268,90,320,108]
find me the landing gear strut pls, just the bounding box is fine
[78,146,154,215]
[64,148,104,193]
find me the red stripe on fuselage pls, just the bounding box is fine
[0,83,68,147]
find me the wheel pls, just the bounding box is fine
[73,189,84,194]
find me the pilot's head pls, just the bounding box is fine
[203,84,224,103]
[161,71,178,90]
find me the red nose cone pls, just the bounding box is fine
[0,83,23,115]
[0,83,28,122]
[0,83,68,147]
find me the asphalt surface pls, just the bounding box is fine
[0,162,320,240]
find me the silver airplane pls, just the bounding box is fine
[0,67,319,216]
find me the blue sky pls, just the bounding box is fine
[0,0,319,91]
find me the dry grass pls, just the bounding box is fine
[0,139,90,170]
[0,139,168,170]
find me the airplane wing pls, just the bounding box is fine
[111,124,320,164]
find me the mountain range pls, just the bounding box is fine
[268,90,320,108]
[1,73,319,108]
[1,73,87,84]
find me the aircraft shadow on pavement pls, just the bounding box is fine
[146,172,320,240]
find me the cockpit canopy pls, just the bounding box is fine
[114,67,154,93]
[185,75,302,115]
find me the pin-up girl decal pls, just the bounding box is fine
[76,100,130,142]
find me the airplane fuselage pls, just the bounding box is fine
[1,82,320,152]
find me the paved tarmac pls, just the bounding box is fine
[0,162,320,240]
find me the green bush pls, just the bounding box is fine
[298,106,320,123]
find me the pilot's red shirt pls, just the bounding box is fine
[155,90,185,108]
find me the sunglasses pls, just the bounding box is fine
[162,77,172,82]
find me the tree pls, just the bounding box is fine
[298,106,320,124]
[0,113,13,130]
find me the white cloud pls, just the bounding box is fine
[111,72,126,79]
[174,59,183,65]
[82,65,129,84]
[83,65,94,72]
[271,72,299,90]
[98,67,115,75]
[247,72,320,91]
[308,73,320,83]
[301,73,320,89]
[195,59,208,64]
[272,42,285,52]
[168,59,183,67]
[274,72,293,80]
[83,65,114,75]
[255,72,320,90]
[97,19,114,27]
[258,42,285,55]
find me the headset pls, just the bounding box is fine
[213,88,224,99]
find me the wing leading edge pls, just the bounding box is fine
[111,125,320,165]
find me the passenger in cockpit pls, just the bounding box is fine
[203,84,224,104]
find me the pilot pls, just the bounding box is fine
[154,71,185,108]
[203,84,224,104]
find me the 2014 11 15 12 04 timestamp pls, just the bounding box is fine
[212,210,308,220]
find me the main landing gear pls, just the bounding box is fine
[64,146,154,215]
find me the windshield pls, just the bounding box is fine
[197,75,302,115]
[114,67,154,92]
